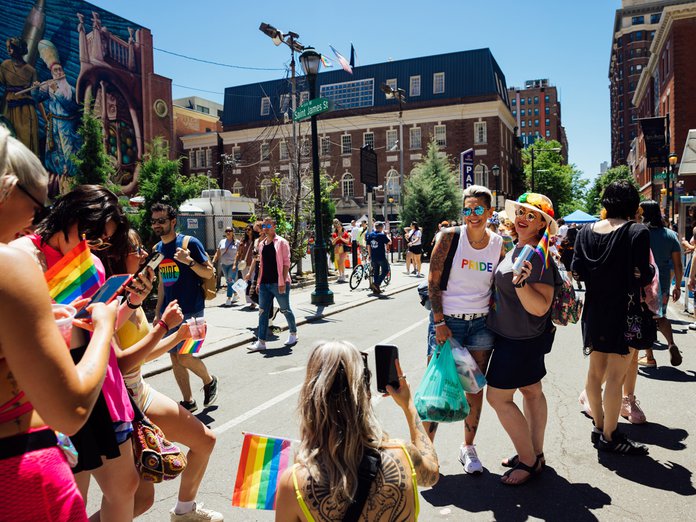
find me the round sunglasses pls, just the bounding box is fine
[462,205,486,217]
[514,207,539,222]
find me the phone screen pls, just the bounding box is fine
[374,344,399,393]
[75,274,133,319]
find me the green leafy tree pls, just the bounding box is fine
[303,171,337,266]
[584,165,639,215]
[72,109,117,189]
[402,139,461,253]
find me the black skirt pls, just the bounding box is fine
[69,346,122,473]
[486,332,552,389]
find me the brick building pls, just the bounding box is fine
[631,2,696,203]
[507,79,568,163]
[173,97,223,178]
[608,0,693,167]
[179,48,522,221]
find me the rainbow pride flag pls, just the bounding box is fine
[178,338,203,354]
[44,240,100,304]
[232,433,292,510]
[535,227,551,272]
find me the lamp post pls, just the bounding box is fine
[492,164,500,208]
[530,145,562,191]
[380,84,406,210]
[669,152,678,225]
[388,195,395,262]
[300,47,333,306]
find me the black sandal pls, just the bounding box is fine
[502,452,545,468]
[501,456,542,486]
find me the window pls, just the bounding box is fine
[232,146,242,161]
[280,177,291,201]
[205,148,212,167]
[341,172,354,198]
[363,132,374,149]
[410,127,421,149]
[511,99,516,106]
[521,121,526,128]
[279,94,290,114]
[534,119,539,127]
[474,122,487,144]
[521,109,526,116]
[520,98,525,105]
[474,164,488,187]
[279,141,289,160]
[512,110,516,117]
[386,129,398,151]
[528,120,532,127]
[232,180,243,196]
[544,94,550,103]
[386,79,397,95]
[545,130,551,138]
[545,106,550,115]
[300,139,310,157]
[545,118,550,126]
[260,143,270,161]
[632,15,644,25]
[321,136,331,156]
[385,168,400,198]
[534,96,539,104]
[534,108,539,116]
[410,75,421,97]
[635,31,643,40]
[299,91,309,105]
[341,134,352,155]
[196,150,205,168]
[189,150,196,169]
[260,179,272,203]
[434,125,446,147]
[433,72,445,94]
[320,78,374,110]
[260,97,271,116]
[196,105,210,114]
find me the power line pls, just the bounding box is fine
[154,47,285,71]
[172,83,223,95]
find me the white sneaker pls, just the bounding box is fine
[225,298,233,306]
[284,333,298,346]
[247,340,267,353]
[170,502,223,521]
[689,322,696,330]
[458,444,483,474]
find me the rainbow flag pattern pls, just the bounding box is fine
[232,433,292,510]
[178,338,204,354]
[44,241,100,304]
[535,227,551,272]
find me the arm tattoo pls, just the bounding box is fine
[409,416,440,486]
[429,231,453,317]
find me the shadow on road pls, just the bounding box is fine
[619,421,688,450]
[422,466,610,521]
[262,346,293,358]
[638,366,696,383]
[195,405,219,426]
[597,452,696,495]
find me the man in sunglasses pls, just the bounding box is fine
[151,203,219,414]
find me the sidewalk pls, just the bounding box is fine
[142,261,427,377]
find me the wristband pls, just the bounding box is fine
[156,319,169,332]
[188,260,195,267]
[434,320,446,328]
[126,296,141,309]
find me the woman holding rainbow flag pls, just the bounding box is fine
[485,192,558,486]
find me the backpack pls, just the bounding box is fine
[181,235,217,301]
[417,227,460,308]
[549,261,583,326]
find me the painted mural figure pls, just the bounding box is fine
[33,39,82,194]
[0,37,40,155]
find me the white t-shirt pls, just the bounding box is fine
[442,227,503,315]
[217,238,238,265]
[557,224,569,239]
[409,229,422,246]
[350,226,361,242]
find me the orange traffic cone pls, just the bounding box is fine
[345,256,351,269]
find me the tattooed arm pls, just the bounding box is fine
[429,229,454,344]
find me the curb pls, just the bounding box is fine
[142,280,421,378]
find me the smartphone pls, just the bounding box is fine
[130,251,164,284]
[375,344,400,393]
[75,274,133,319]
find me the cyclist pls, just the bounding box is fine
[367,221,391,294]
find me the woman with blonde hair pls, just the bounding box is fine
[275,341,439,521]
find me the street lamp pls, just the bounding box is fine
[669,152,678,225]
[530,146,562,191]
[300,47,334,306]
[492,164,500,208]
[380,83,406,203]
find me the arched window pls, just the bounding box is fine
[341,172,354,198]
[280,177,291,201]
[385,168,400,200]
[474,164,489,187]
[300,175,311,199]
[260,178,272,203]
[232,180,243,195]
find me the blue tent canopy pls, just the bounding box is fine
[562,210,599,223]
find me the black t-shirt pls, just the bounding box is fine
[260,241,279,284]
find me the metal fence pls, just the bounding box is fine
[177,213,254,253]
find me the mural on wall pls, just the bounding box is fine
[0,0,173,197]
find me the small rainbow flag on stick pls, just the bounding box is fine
[535,226,551,272]
[232,433,293,510]
[44,240,100,304]
[178,338,204,354]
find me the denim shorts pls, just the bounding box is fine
[427,314,494,357]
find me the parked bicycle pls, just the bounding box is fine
[349,259,391,290]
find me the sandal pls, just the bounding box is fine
[669,345,682,367]
[501,456,542,486]
[637,356,657,367]
[502,452,545,469]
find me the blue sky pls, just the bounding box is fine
[91,0,619,181]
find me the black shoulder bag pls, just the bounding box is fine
[418,226,460,308]
[343,448,382,522]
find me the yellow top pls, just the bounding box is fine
[291,443,419,522]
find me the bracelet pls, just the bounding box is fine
[434,320,446,328]
[188,260,195,267]
[156,319,169,332]
[125,297,141,309]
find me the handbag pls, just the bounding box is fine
[624,287,657,350]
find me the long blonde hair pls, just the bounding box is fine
[0,126,47,204]
[296,341,384,504]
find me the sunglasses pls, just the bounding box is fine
[225,230,233,233]
[262,224,273,229]
[462,205,486,217]
[515,208,539,222]
[86,237,112,251]
[128,246,144,256]
[151,217,171,225]
[15,183,51,224]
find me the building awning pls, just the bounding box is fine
[679,129,696,176]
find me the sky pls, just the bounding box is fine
[91,0,620,181]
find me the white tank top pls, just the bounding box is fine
[442,226,503,315]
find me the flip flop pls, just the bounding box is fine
[669,345,682,367]
[501,456,542,486]
[502,452,545,469]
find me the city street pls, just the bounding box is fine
[87,263,696,521]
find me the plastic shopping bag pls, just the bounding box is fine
[414,341,469,423]
[449,337,487,393]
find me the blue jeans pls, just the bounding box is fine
[221,264,236,298]
[372,258,390,286]
[258,283,297,341]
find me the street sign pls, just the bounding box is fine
[654,171,667,180]
[360,145,378,187]
[293,98,332,121]
[460,148,474,187]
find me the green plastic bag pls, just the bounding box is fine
[414,340,469,422]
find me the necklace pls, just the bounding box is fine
[468,230,488,245]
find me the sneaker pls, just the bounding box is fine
[591,426,602,447]
[170,502,223,521]
[688,322,696,331]
[203,376,218,408]
[225,298,233,307]
[412,270,418,275]
[621,394,646,424]
[247,340,267,353]
[578,389,593,418]
[179,400,198,413]
[458,444,483,474]
[669,344,683,367]
[284,333,298,347]
[597,431,648,456]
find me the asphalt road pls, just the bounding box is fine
[87,289,696,521]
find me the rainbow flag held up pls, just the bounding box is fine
[178,338,204,355]
[535,226,551,272]
[232,433,293,510]
[44,240,100,304]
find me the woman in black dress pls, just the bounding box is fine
[572,181,653,455]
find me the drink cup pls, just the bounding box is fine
[187,317,207,341]
[52,304,77,347]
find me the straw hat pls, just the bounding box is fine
[505,193,558,235]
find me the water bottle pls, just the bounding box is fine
[512,244,535,275]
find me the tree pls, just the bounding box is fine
[585,165,639,215]
[303,170,337,265]
[72,109,116,189]
[401,139,461,253]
